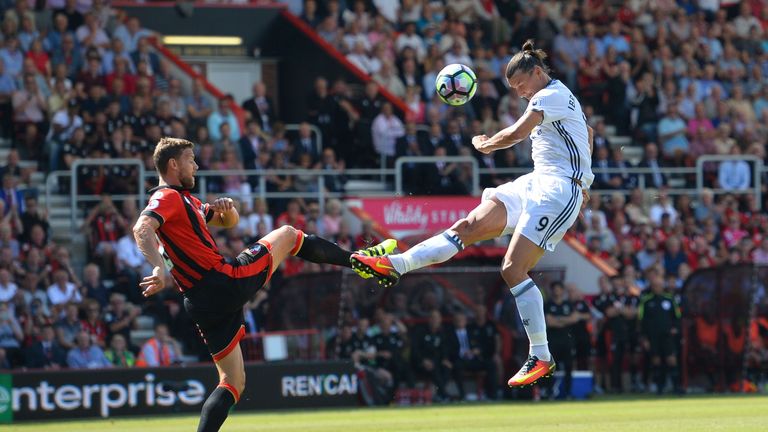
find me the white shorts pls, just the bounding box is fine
[481,173,583,252]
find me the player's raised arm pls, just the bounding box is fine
[206,197,239,228]
[132,215,167,297]
[471,109,543,154]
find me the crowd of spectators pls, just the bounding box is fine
[0,0,385,371]
[0,0,766,401]
[291,0,767,186]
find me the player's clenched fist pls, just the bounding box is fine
[472,134,492,154]
[211,197,235,212]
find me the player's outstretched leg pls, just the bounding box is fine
[350,200,507,287]
[259,225,395,274]
[502,232,556,387]
[197,345,245,432]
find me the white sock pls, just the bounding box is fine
[510,278,551,362]
[388,230,464,274]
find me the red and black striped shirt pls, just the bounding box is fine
[140,185,220,292]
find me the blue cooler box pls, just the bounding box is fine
[551,370,593,399]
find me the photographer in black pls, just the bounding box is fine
[593,276,633,392]
[468,305,501,399]
[619,276,642,392]
[411,310,451,401]
[566,284,592,371]
[639,271,682,394]
[544,281,578,399]
[328,324,357,360]
[372,313,413,390]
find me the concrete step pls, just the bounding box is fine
[345,180,388,192]
[50,218,83,236]
[609,135,632,148]
[180,354,198,364]
[136,315,155,331]
[30,171,45,185]
[49,207,73,218]
[130,329,154,348]
[620,146,644,164]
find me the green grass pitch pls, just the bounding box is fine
[7,395,768,431]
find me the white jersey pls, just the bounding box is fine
[524,79,594,188]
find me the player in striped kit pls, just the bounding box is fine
[351,40,594,388]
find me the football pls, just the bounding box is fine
[435,63,477,106]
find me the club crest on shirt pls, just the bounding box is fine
[147,199,159,210]
[662,300,671,310]
[245,244,262,256]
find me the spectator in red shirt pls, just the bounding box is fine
[105,57,136,95]
[722,214,748,249]
[26,39,51,77]
[355,220,382,250]
[82,194,127,276]
[276,199,306,231]
[76,56,105,93]
[80,299,107,348]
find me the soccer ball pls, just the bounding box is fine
[435,63,477,106]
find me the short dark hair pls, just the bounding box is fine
[505,39,550,80]
[153,137,194,174]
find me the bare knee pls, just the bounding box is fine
[449,218,481,245]
[500,259,528,287]
[277,224,298,238]
[220,369,246,396]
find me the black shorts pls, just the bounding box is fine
[647,333,676,358]
[183,240,273,361]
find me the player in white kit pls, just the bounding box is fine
[350,40,594,388]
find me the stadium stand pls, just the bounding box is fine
[0,0,766,402]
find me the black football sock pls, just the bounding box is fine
[294,234,353,268]
[197,386,236,432]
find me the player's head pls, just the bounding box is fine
[550,281,565,299]
[505,39,551,100]
[153,137,197,189]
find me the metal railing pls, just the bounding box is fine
[193,167,396,216]
[395,156,480,196]
[69,159,146,231]
[44,156,768,229]
[479,166,702,199]
[696,155,763,209]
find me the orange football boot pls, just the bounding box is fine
[507,355,556,387]
[350,254,401,288]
